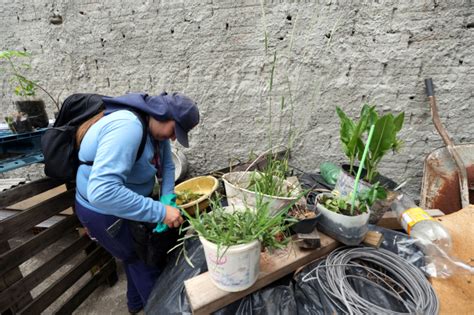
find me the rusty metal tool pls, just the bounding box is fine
[425,78,470,208]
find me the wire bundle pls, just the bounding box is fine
[302,247,439,315]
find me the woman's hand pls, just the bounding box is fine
[163,205,184,228]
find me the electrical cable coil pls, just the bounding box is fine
[302,247,439,315]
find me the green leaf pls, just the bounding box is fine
[393,112,404,132]
[370,115,396,162]
[336,106,355,157]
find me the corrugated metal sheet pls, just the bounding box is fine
[0,178,28,192]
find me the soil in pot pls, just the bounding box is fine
[289,204,321,234]
[16,99,49,128]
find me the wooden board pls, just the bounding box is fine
[7,184,74,215]
[0,177,64,209]
[377,209,445,230]
[430,205,474,315]
[185,232,338,315]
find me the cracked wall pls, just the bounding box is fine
[1,0,473,198]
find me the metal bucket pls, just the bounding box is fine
[420,143,474,214]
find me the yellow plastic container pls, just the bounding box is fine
[175,176,219,215]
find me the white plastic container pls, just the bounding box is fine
[222,171,300,216]
[316,193,370,245]
[199,236,261,292]
[171,147,188,181]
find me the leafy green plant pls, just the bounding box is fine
[0,50,36,97]
[320,183,387,216]
[246,153,294,197]
[336,105,404,183]
[176,190,203,205]
[174,196,297,267]
[0,50,59,109]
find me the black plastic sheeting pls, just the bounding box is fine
[145,171,417,314]
[145,225,425,314]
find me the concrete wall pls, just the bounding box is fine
[1,0,473,196]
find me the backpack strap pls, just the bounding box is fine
[130,110,148,162]
[79,110,148,166]
[76,111,105,148]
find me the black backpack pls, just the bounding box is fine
[41,93,147,181]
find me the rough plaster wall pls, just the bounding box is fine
[1,0,473,197]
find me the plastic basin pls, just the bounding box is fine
[175,176,219,215]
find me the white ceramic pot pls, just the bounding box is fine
[200,236,261,292]
[222,171,300,216]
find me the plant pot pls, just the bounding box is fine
[199,236,261,292]
[334,170,389,224]
[290,204,321,234]
[222,171,300,216]
[15,99,49,128]
[341,163,367,178]
[171,147,188,182]
[316,193,370,245]
[174,176,219,216]
[11,119,33,133]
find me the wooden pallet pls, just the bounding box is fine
[0,178,117,314]
[184,232,338,315]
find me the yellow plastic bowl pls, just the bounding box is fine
[175,176,219,215]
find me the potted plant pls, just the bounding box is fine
[335,104,404,223]
[180,197,295,292]
[5,112,33,133]
[336,104,404,182]
[222,152,301,216]
[0,50,59,129]
[288,202,321,234]
[316,182,386,245]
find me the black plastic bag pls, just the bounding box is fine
[128,220,180,269]
[145,227,425,314]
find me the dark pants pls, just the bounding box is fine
[75,200,161,311]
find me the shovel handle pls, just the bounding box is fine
[425,78,470,208]
[425,78,434,97]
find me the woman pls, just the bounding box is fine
[74,92,199,313]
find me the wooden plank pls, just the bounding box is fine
[377,209,445,230]
[54,258,116,315]
[362,231,383,248]
[0,235,92,313]
[185,233,338,315]
[0,242,33,314]
[0,215,80,278]
[18,247,110,315]
[0,177,64,209]
[0,209,67,229]
[0,189,75,243]
[8,185,67,210]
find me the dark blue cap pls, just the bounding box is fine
[159,93,199,148]
[103,92,200,147]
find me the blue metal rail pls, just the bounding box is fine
[0,128,47,173]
